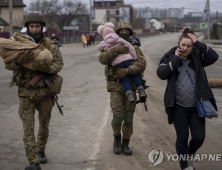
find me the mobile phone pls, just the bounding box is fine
[178,46,181,57]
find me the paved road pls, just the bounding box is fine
[0,33,221,170]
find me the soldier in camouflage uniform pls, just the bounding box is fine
[5,11,63,170]
[98,21,146,155]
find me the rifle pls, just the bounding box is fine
[136,79,149,111]
[42,72,64,115]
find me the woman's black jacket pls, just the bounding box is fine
[157,41,219,124]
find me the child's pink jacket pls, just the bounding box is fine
[97,33,137,66]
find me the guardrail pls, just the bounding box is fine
[137,31,160,37]
[202,39,222,44]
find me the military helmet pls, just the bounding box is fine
[115,21,133,35]
[24,11,46,27]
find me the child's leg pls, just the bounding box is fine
[122,76,134,102]
[116,61,133,92]
[121,76,132,93]
[115,60,134,70]
[116,62,134,102]
[130,74,143,88]
[130,74,146,99]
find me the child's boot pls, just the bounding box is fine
[138,86,146,99]
[126,91,134,102]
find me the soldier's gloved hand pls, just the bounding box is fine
[16,50,34,65]
[116,45,129,54]
[34,60,50,73]
[117,68,128,78]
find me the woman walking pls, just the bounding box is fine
[157,28,219,170]
[86,33,91,47]
[81,34,87,48]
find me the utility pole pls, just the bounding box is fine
[216,11,218,20]
[207,0,210,39]
[9,0,13,37]
[90,0,92,34]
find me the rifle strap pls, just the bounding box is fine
[28,73,43,87]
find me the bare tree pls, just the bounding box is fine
[57,0,87,30]
[14,16,24,28]
[26,0,87,31]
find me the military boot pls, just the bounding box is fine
[113,134,122,154]
[126,91,134,103]
[38,152,47,164]
[25,163,41,170]
[122,139,132,155]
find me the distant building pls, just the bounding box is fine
[134,7,183,20]
[168,8,183,19]
[187,12,203,17]
[134,7,152,20]
[93,0,133,25]
[0,17,8,32]
[0,0,26,32]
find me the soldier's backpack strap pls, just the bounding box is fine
[44,38,51,50]
[43,37,63,95]
[28,38,51,87]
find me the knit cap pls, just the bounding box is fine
[97,22,115,38]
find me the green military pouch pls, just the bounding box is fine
[51,74,63,94]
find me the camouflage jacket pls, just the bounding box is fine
[5,36,63,98]
[99,45,146,93]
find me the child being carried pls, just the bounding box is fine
[97,22,145,102]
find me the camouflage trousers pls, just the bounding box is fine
[110,90,136,139]
[19,95,52,164]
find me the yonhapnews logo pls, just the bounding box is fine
[148,148,222,167]
[148,148,164,166]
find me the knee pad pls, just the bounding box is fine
[112,113,124,127]
[124,112,134,127]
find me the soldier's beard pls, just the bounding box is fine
[119,33,130,42]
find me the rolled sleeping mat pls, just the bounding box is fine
[208,78,222,88]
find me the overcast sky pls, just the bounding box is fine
[23,0,222,14]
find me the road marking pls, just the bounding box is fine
[214,65,222,69]
[90,101,110,160]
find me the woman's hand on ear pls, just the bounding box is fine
[187,33,197,44]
